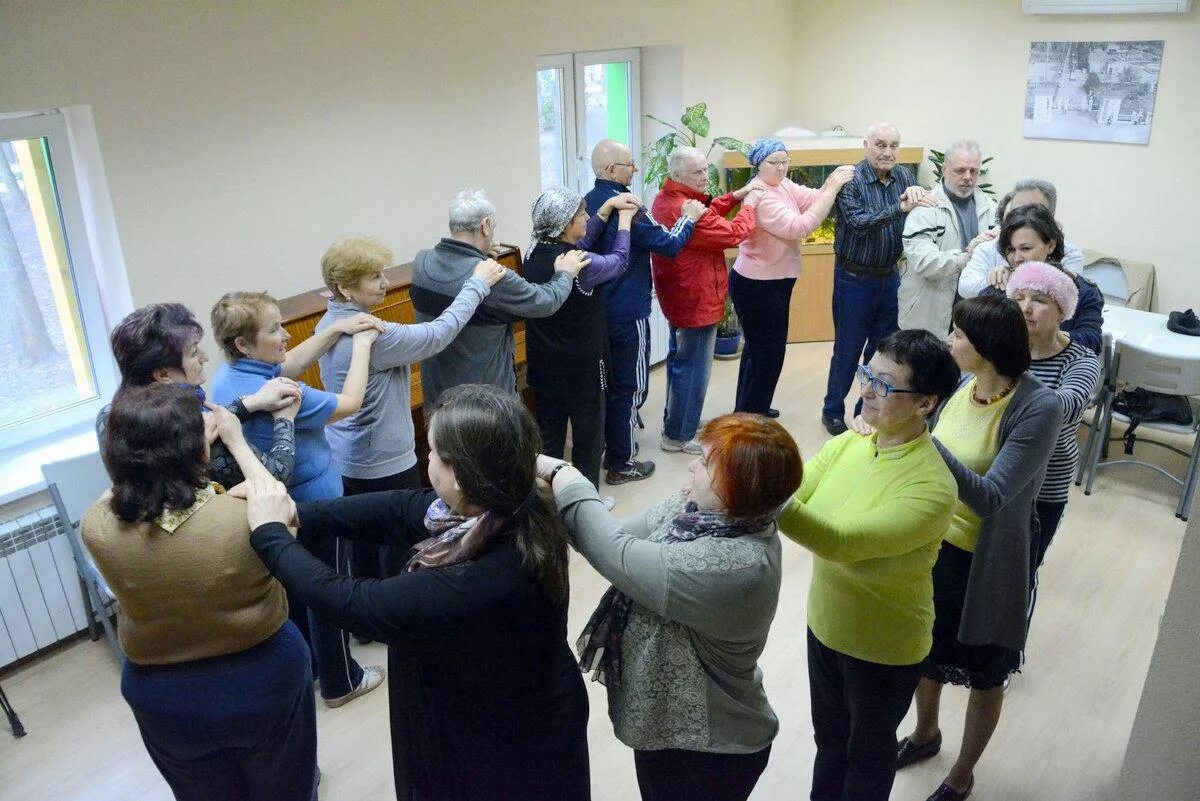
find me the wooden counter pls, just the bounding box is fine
[725,242,836,343]
[276,243,525,401]
[275,243,524,482]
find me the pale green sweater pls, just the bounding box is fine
[778,430,957,666]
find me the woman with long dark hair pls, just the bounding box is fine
[83,383,317,801]
[241,384,590,801]
[896,296,1061,801]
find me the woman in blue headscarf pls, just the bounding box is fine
[729,139,854,417]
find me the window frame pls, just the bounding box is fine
[0,110,121,451]
[535,48,642,196]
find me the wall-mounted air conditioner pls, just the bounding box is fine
[1023,0,1192,12]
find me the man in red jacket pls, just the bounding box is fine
[651,147,762,453]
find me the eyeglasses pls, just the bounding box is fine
[856,364,921,398]
[608,162,636,169]
[762,158,789,167]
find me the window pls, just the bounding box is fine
[0,111,119,450]
[535,49,641,195]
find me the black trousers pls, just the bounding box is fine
[729,270,796,414]
[342,467,422,579]
[533,383,604,488]
[807,629,922,801]
[634,744,771,801]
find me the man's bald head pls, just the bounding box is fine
[591,139,637,185]
[864,123,901,178]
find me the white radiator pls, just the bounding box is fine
[0,506,89,668]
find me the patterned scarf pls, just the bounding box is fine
[576,498,776,687]
[404,489,539,572]
[527,185,582,260]
[526,185,600,298]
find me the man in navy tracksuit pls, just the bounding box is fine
[585,139,698,485]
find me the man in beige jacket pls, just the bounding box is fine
[899,140,996,336]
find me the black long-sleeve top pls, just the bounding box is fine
[250,490,590,801]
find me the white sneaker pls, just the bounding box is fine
[601,496,616,511]
[325,665,385,708]
[660,435,703,455]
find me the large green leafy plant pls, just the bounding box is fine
[643,102,748,196]
[928,149,995,197]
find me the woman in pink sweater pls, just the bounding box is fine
[730,138,853,416]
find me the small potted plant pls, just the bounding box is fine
[714,294,742,359]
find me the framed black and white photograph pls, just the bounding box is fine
[1024,40,1164,145]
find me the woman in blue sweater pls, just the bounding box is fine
[210,291,385,709]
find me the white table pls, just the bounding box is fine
[1101,305,1200,360]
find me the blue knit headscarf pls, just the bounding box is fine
[747,138,786,171]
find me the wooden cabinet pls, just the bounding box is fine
[274,244,524,482]
[719,139,925,345]
[789,244,834,343]
[276,244,524,398]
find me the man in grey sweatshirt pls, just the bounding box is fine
[411,188,587,407]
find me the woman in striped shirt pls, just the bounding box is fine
[1006,261,1101,567]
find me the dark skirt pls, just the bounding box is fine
[922,542,1020,690]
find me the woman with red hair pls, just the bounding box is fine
[541,413,802,801]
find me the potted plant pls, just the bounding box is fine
[927,149,996,196]
[643,102,748,194]
[714,294,742,359]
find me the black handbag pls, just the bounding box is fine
[1112,387,1194,453]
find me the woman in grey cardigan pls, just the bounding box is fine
[543,413,803,801]
[896,295,1062,801]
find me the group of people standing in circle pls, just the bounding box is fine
[80,123,1100,801]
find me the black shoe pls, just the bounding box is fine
[926,775,973,801]
[764,408,781,418]
[1168,308,1200,336]
[822,415,848,436]
[605,460,656,485]
[897,730,942,769]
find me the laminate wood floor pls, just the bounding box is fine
[0,342,1186,801]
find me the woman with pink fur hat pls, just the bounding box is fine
[1006,260,1101,567]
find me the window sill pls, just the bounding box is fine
[0,424,99,506]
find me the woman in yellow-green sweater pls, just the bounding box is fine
[778,329,962,801]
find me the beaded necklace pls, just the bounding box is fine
[972,378,1018,406]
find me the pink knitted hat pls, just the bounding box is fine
[1006,261,1078,321]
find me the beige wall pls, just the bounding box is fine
[1117,491,1200,796]
[0,0,794,352]
[790,0,1199,306]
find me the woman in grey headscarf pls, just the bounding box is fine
[523,187,640,489]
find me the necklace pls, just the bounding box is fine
[972,378,1018,406]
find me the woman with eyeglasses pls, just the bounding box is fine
[728,138,855,417]
[896,295,1061,801]
[776,329,961,801]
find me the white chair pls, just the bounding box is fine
[1082,260,1130,307]
[1076,332,1115,487]
[1081,339,1200,521]
[41,451,123,662]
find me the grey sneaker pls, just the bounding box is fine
[325,665,385,708]
[605,459,656,485]
[660,435,703,455]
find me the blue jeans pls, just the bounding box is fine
[822,268,900,420]
[663,324,717,441]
